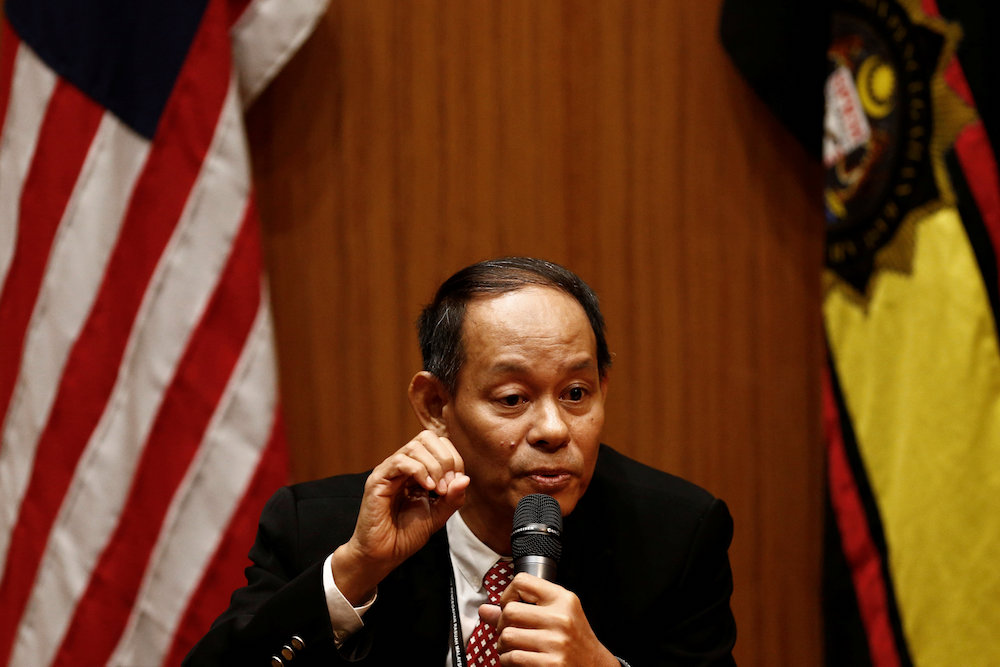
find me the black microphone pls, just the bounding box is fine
[511,493,563,581]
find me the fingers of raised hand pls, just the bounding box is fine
[412,430,463,472]
[369,430,465,497]
[405,430,464,493]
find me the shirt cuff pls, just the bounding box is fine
[322,552,376,647]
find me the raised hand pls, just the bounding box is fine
[330,430,469,605]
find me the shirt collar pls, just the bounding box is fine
[446,511,508,590]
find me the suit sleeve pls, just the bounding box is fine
[182,486,353,666]
[657,498,737,666]
[609,496,736,666]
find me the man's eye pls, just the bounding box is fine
[500,395,523,407]
[565,387,586,401]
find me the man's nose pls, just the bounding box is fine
[527,398,570,449]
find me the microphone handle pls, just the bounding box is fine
[514,555,557,581]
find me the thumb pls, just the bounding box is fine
[431,473,469,521]
[477,603,501,629]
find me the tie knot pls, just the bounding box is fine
[482,559,513,604]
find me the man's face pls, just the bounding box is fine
[441,286,608,546]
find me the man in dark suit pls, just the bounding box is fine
[185,257,736,666]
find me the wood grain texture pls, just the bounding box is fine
[245,2,825,664]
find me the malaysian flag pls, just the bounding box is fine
[722,0,1000,664]
[0,0,326,664]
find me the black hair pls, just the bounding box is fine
[417,257,611,392]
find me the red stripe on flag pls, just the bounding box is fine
[943,59,974,109]
[0,20,20,137]
[0,80,103,445]
[51,201,262,665]
[921,0,941,20]
[823,366,901,667]
[0,0,232,660]
[941,56,1000,265]
[163,410,288,666]
[955,123,1000,255]
[941,50,1000,290]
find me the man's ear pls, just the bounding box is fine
[408,371,450,436]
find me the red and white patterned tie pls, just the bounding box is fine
[465,559,514,666]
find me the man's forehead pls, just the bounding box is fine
[485,356,597,376]
[462,288,591,339]
[460,289,597,368]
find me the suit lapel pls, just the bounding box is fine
[370,527,454,660]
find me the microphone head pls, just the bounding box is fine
[511,493,563,562]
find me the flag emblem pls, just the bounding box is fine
[823,0,973,297]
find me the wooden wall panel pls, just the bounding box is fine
[246,2,825,664]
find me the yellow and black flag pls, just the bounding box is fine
[722,0,1000,664]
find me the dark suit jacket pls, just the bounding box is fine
[184,445,737,665]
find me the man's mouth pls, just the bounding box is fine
[525,470,573,490]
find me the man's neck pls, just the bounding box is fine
[458,505,512,555]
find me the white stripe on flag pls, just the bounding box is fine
[230,0,328,106]
[0,44,55,290]
[109,301,278,666]
[0,113,148,575]
[9,82,250,666]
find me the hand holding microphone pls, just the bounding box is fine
[478,494,618,665]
